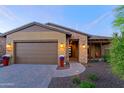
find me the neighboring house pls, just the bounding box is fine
[1,22,111,65]
[0,33,6,56]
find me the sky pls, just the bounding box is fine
[0,5,118,36]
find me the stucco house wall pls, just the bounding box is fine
[6,25,66,64]
[47,25,88,64]
[3,22,111,65]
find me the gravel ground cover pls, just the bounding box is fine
[48,62,124,88]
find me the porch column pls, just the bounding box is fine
[100,42,102,57]
[89,42,91,59]
[66,37,70,62]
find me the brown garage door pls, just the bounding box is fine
[15,42,58,64]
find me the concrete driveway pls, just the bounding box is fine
[0,63,85,88]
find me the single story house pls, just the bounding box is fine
[1,22,111,65]
[0,34,6,56]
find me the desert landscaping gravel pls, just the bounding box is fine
[48,62,124,88]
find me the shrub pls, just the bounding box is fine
[109,32,124,79]
[87,73,98,81]
[102,54,110,63]
[72,77,81,85]
[79,81,96,88]
[111,6,124,79]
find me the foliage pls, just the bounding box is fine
[113,5,124,32]
[87,73,99,81]
[102,54,110,63]
[111,5,124,79]
[72,75,97,88]
[109,32,124,78]
[79,81,96,88]
[72,77,81,85]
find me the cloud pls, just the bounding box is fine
[0,6,19,21]
[82,11,114,30]
[0,21,9,33]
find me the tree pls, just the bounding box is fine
[110,6,124,79]
[113,5,124,32]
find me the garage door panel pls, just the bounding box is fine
[15,42,58,64]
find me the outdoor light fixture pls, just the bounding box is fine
[6,43,12,52]
[82,44,86,48]
[60,43,64,48]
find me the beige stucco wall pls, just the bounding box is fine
[6,25,66,64]
[48,26,88,63]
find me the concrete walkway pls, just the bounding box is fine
[54,63,85,77]
[0,63,85,88]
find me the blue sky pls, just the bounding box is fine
[0,5,117,36]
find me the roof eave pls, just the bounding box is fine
[46,22,91,37]
[2,22,71,36]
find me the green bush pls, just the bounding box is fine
[87,73,98,81]
[102,54,110,63]
[109,32,124,79]
[111,6,124,79]
[79,81,96,88]
[72,77,81,85]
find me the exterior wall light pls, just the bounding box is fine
[6,43,12,52]
[60,43,64,48]
[82,44,86,49]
